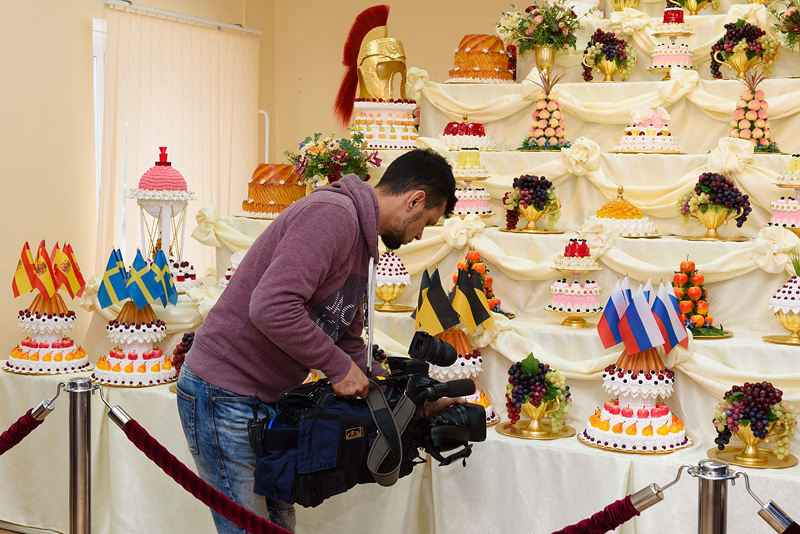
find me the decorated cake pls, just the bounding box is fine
[583,186,659,237]
[554,238,599,271]
[430,327,483,381]
[170,260,200,293]
[452,148,490,180]
[7,241,90,375]
[612,106,682,153]
[777,154,800,186]
[352,99,418,150]
[93,302,174,386]
[769,197,800,228]
[454,188,492,217]
[769,273,800,314]
[582,348,689,452]
[547,279,602,313]
[650,42,694,69]
[242,164,306,218]
[376,251,411,288]
[520,72,569,151]
[440,113,497,151]
[465,389,500,425]
[654,7,692,34]
[446,34,514,83]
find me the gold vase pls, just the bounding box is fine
[746,0,769,4]
[714,49,763,79]
[690,205,743,239]
[374,283,413,312]
[669,0,710,15]
[518,199,561,230]
[533,45,556,77]
[733,422,789,466]
[610,0,641,10]
[583,55,619,82]
[520,397,561,438]
[775,310,800,342]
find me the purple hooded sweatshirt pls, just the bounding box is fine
[185,175,385,402]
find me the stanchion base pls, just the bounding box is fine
[496,421,576,440]
[706,446,799,469]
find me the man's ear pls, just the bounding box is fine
[407,190,427,211]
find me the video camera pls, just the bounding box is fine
[250,331,486,507]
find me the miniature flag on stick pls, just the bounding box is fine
[652,283,689,355]
[412,269,460,336]
[11,242,36,297]
[126,250,164,309]
[151,250,178,306]
[97,250,130,308]
[63,243,86,297]
[53,244,85,299]
[597,279,627,348]
[618,287,665,355]
[33,240,56,298]
[450,269,494,333]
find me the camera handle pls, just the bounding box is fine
[429,442,473,467]
[365,256,376,378]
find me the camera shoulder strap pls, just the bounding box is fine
[365,379,416,487]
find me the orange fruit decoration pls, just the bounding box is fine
[671,258,712,329]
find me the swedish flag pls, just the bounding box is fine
[126,250,165,309]
[97,250,130,309]
[114,249,129,281]
[152,250,178,306]
[411,269,460,335]
[450,269,494,334]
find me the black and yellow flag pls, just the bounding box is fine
[412,269,460,335]
[450,269,494,333]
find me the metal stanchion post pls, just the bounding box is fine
[697,459,732,534]
[68,378,94,534]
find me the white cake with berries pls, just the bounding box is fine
[352,99,418,150]
[6,294,90,374]
[170,260,200,293]
[92,302,176,386]
[465,390,500,425]
[439,114,497,151]
[777,155,800,186]
[554,239,600,271]
[581,348,689,452]
[769,275,800,313]
[219,250,246,289]
[376,251,411,287]
[612,107,682,154]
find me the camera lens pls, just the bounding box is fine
[408,331,457,367]
[433,404,486,444]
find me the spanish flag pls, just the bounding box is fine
[63,243,86,297]
[52,244,84,298]
[450,269,494,334]
[411,269,460,336]
[126,250,164,309]
[11,242,36,297]
[33,240,56,298]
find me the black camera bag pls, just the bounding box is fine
[252,378,419,507]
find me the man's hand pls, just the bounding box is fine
[331,361,370,399]
[420,396,467,417]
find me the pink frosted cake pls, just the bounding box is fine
[650,43,693,69]
[770,197,800,228]
[129,147,195,202]
[454,188,492,216]
[612,106,682,153]
[352,99,418,150]
[546,279,602,313]
[554,239,600,271]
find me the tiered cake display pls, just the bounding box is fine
[581,280,691,453]
[583,186,659,237]
[92,249,178,387]
[7,241,90,374]
[611,106,683,154]
[769,156,800,233]
[241,164,306,219]
[452,148,492,218]
[446,34,514,84]
[439,113,497,151]
[649,7,695,81]
[374,250,413,312]
[548,238,603,328]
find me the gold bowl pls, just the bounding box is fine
[689,205,743,239]
[517,199,561,231]
[764,309,800,345]
[610,0,641,10]
[733,423,789,466]
[532,45,556,77]
[519,398,561,438]
[582,56,619,82]
[714,49,763,79]
[669,0,712,15]
[375,283,414,312]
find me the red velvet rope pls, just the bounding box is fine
[0,410,44,456]
[122,419,289,534]
[552,495,641,534]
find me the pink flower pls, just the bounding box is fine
[559,22,565,28]
[534,15,544,24]
[526,26,534,35]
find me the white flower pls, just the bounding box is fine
[465,47,472,52]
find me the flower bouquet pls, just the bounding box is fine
[495,1,585,54]
[771,0,800,50]
[709,20,780,79]
[502,174,560,230]
[505,352,571,434]
[713,382,797,462]
[678,173,751,237]
[284,131,381,190]
[581,29,637,82]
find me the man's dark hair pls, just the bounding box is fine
[375,149,457,217]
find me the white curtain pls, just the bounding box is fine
[98,7,259,274]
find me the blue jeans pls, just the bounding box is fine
[176,364,296,533]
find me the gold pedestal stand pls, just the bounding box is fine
[375,284,415,313]
[763,309,800,346]
[496,399,576,440]
[681,205,748,241]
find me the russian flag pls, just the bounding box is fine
[642,279,653,304]
[652,283,689,354]
[618,287,665,354]
[621,277,633,303]
[597,279,628,348]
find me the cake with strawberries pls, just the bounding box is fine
[440,114,497,151]
[352,99,418,150]
[92,301,175,386]
[7,293,90,374]
[446,34,514,83]
[650,43,694,69]
[583,186,659,238]
[654,7,693,34]
[612,106,682,154]
[170,260,200,293]
[554,239,600,271]
[769,197,800,228]
[581,348,689,452]
[547,279,602,314]
[242,164,306,219]
[777,154,800,186]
